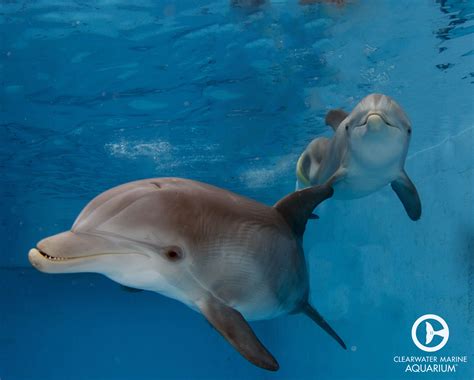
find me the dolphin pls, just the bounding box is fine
[296,93,422,220]
[28,178,345,371]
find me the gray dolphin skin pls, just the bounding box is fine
[296,93,422,220]
[28,178,345,371]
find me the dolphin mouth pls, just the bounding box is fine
[29,247,150,264]
[28,247,88,273]
[29,247,151,274]
[33,247,98,262]
[30,247,111,264]
[36,248,70,261]
[362,112,396,128]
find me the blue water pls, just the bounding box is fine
[1,0,473,379]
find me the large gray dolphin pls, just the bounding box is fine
[296,93,422,220]
[28,178,345,371]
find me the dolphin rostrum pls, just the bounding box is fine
[28,178,345,371]
[296,93,422,220]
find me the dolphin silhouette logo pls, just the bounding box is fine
[411,314,449,352]
[425,321,448,344]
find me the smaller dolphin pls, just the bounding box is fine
[296,94,421,220]
[28,178,345,371]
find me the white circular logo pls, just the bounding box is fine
[411,314,449,352]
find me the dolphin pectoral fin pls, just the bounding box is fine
[198,297,279,371]
[274,184,334,238]
[302,302,346,350]
[391,171,422,221]
[325,109,349,130]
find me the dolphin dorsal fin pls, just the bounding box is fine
[274,184,334,238]
[325,109,348,130]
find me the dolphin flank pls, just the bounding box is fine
[28,177,345,371]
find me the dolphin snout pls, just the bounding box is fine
[29,231,118,267]
[28,231,106,273]
[36,231,105,259]
[366,114,386,131]
[29,230,152,274]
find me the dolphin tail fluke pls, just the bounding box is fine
[197,296,279,371]
[302,302,347,350]
[274,184,334,238]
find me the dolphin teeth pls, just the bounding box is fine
[37,249,68,262]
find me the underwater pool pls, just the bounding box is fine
[1,0,473,379]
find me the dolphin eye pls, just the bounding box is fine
[167,251,178,260]
[407,128,412,135]
[163,247,183,262]
[345,124,349,131]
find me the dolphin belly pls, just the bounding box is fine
[232,288,297,321]
[332,177,388,199]
[332,163,400,199]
